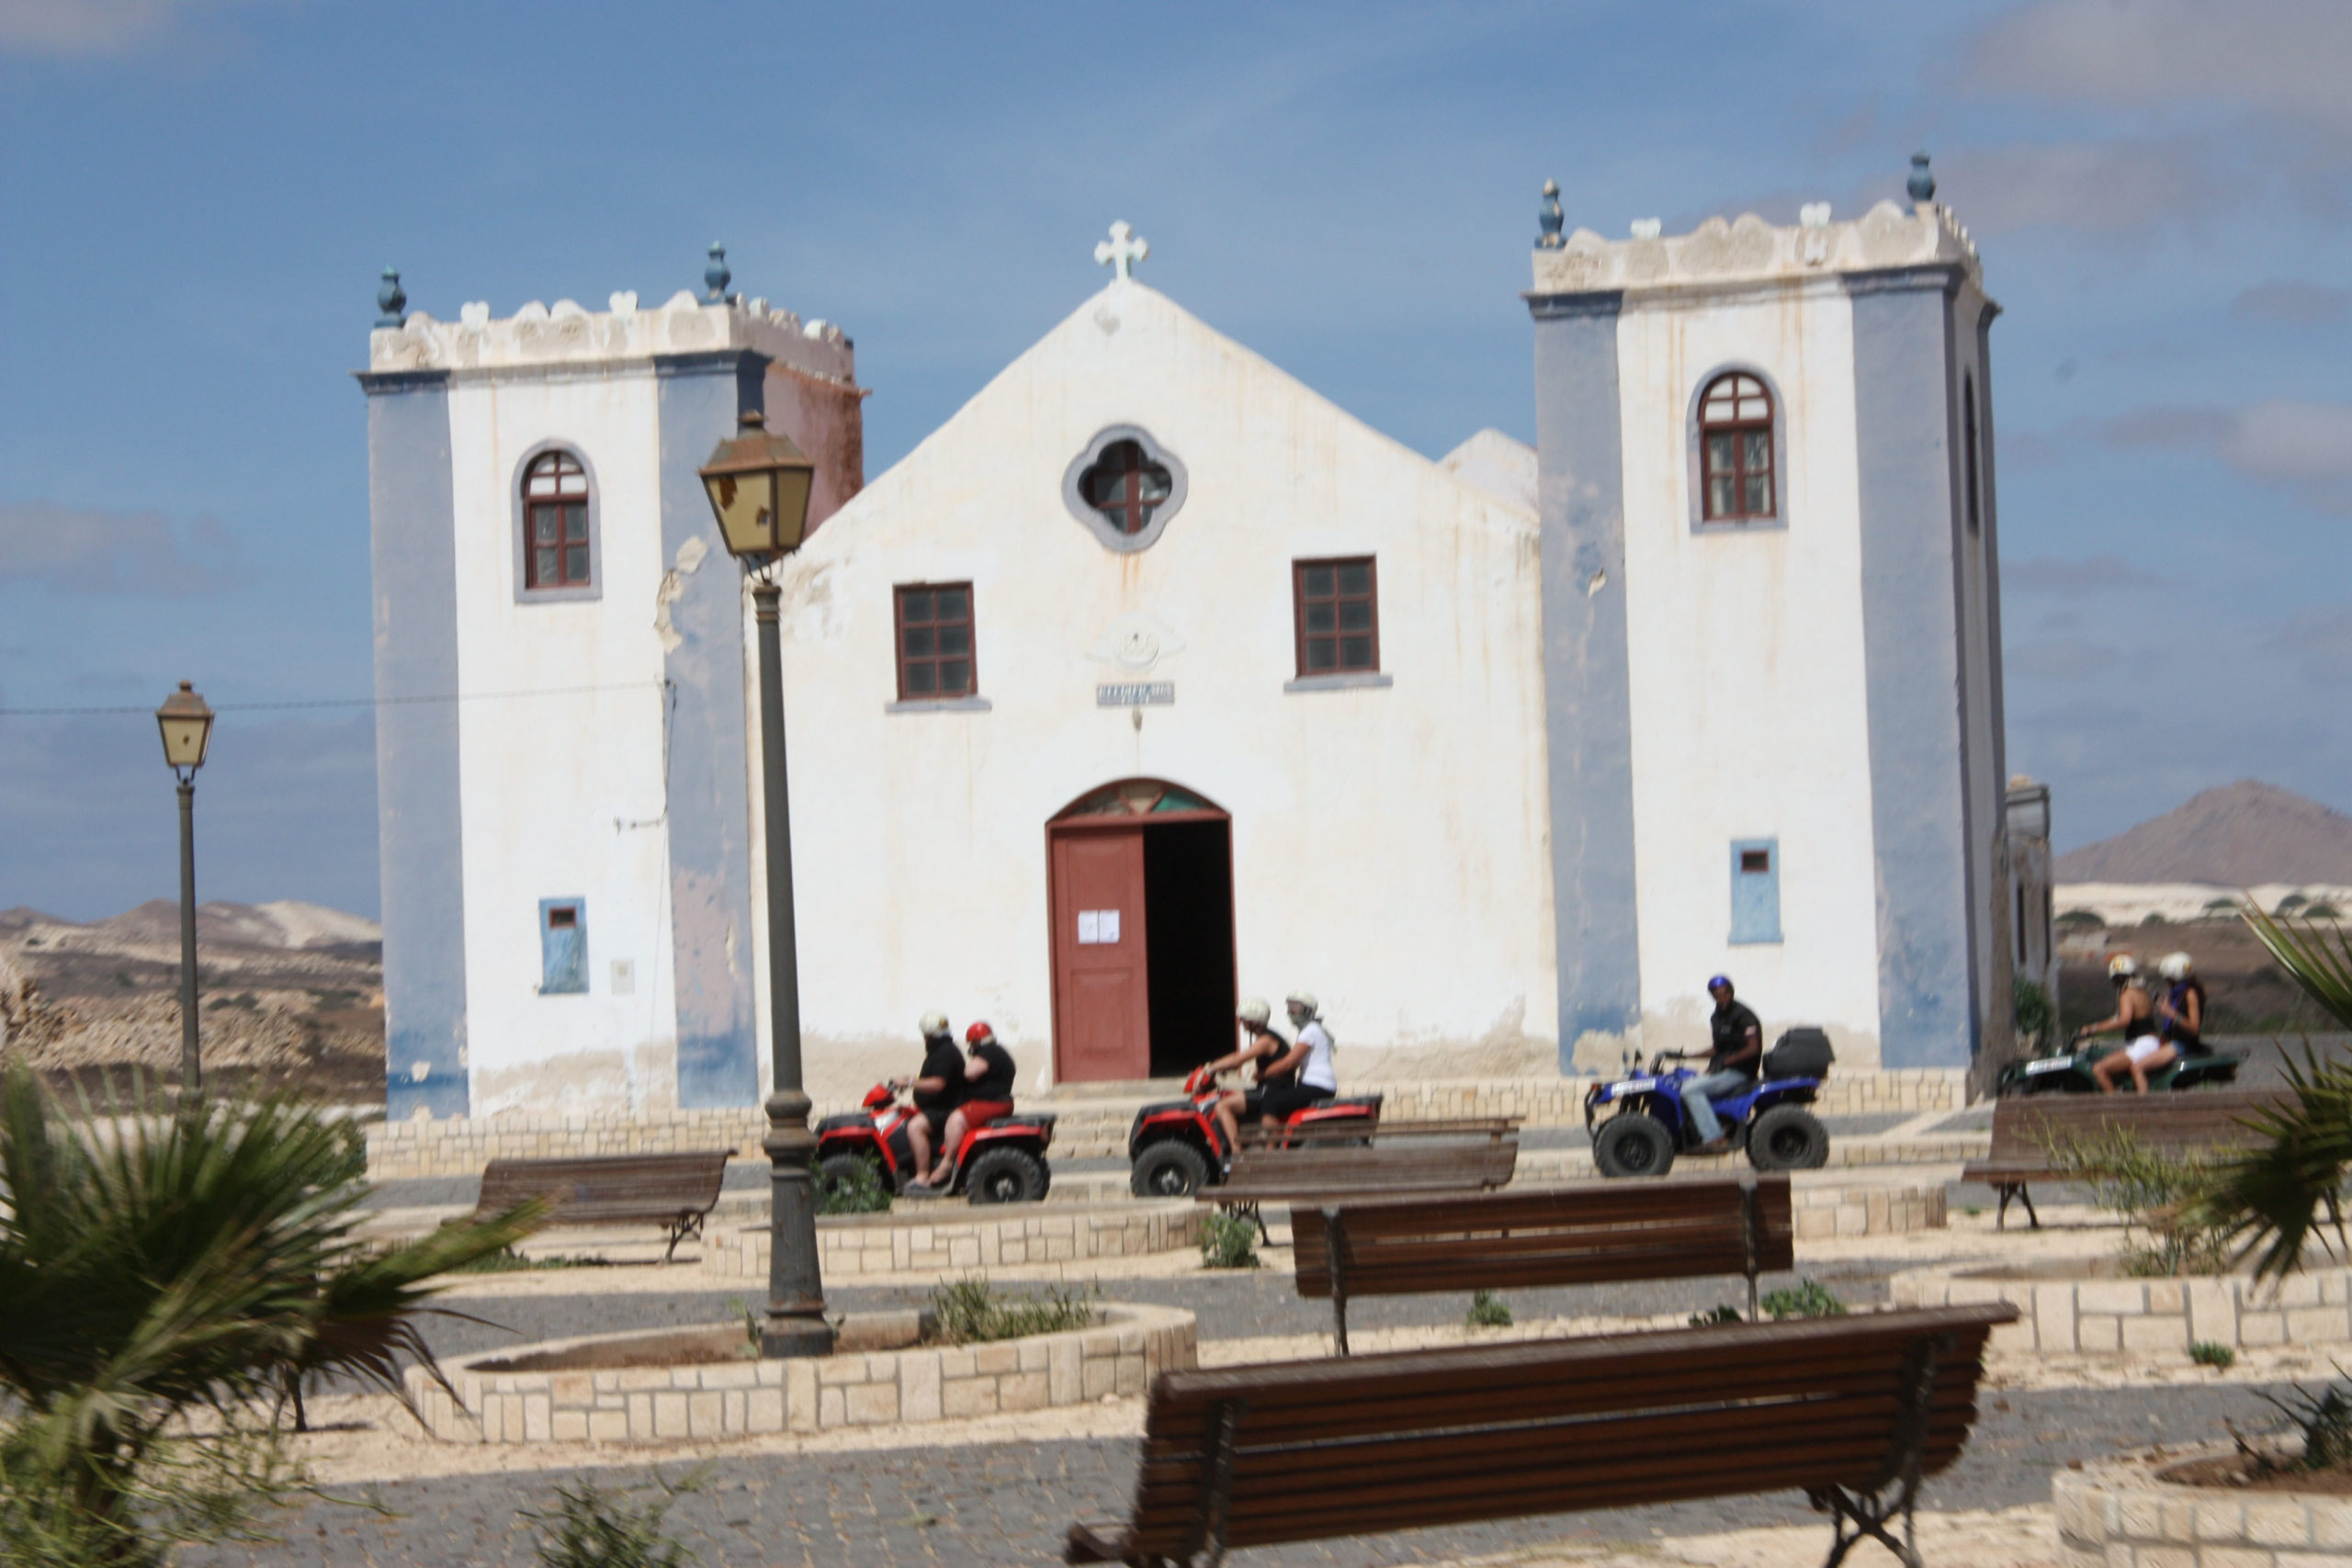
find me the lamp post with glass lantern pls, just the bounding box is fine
[697,409,830,1358]
[155,682,216,1102]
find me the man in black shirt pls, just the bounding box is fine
[1680,975,1762,1153]
[917,1021,1021,1190]
[890,1011,965,1185]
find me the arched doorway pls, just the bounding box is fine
[1046,779,1237,1083]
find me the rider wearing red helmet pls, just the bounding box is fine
[915,1021,1020,1190]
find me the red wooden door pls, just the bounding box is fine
[1050,828,1150,1081]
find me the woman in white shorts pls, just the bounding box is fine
[2081,954,2172,1093]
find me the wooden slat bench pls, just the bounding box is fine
[1292,1176,1793,1352]
[1206,1133,1521,1242]
[1233,1114,1516,1149]
[1068,1303,2018,1568]
[1962,1090,2289,1229]
[469,1150,732,1262]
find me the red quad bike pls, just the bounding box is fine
[815,1084,1057,1204]
[1125,1066,1382,1198]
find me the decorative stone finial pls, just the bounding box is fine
[1094,220,1148,281]
[1907,152,1936,206]
[704,243,731,303]
[376,267,407,328]
[1536,179,1565,250]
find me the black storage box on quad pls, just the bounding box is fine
[1764,1027,1835,1079]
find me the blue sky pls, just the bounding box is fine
[2,0,2346,919]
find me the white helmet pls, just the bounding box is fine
[2159,953,2194,981]
[2106,954,2138,980]
[1237,998,1272,1026]
[919,1010,950,1037]
[1285,990,1318,1017]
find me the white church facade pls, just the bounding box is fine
[361,183,2021,1121]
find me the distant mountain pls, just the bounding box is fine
[2053,781,2352,886]
[44,899,381,950]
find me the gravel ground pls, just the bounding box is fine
[179,1379,2289,1568]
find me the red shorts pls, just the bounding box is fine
[958,1099,1015,1128]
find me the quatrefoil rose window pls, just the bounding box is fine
[1062,426,1188,552]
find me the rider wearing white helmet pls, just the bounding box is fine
[2081,954,2169,1092]
[1196,998,1288,1151]
[2155,953,2207,1058]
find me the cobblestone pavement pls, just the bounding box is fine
[182,1381,2289,1567]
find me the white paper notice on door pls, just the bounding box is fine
[1077,909,1121,945]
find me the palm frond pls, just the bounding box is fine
[2244,902,2352,1032]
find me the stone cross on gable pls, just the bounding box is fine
[1094,220,1149,280]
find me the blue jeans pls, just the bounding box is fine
[1679,1070,1754,1145]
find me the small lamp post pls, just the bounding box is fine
[698,410,829,1358]
[155,682,216,1101]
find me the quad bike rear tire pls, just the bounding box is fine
[818,1151,886,1197]
[1746,1105,1830,1171]
[1130,1140,1212,1200]
[965,1145,1048,1204]
[1593,1112,1676,1179]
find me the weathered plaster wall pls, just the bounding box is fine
[441,367,681,1117]
[754,279,1556,1091]
[1612,276,1885,1065]
[364,371,471,1119]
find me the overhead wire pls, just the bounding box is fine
[0,679,670,717]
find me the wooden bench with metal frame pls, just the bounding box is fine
[1232,1114,1516,1150]
[1292,1176,1793,1354]
[1205,1134,1521,1242]
[469,1150,732,1262]
[1962,1090,2285,1229]
[1066,1303,2018,1568]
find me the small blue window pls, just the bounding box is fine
[1729,840,1781,945]
[539,898,588,994]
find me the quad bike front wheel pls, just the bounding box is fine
[965,1146,1049,1204]
[1131,1140,1212,1199]
[1593,1112,1676,1179]
[1746,1105,1830,1171]
[817,1151,886,1197]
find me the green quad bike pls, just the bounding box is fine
[1995,1037,2244,1096]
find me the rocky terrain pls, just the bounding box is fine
[0,900,383,1103]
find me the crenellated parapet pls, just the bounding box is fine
[1531,200,1981,299]
[366,289,856,389]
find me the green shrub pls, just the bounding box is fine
[526,1475,700,1568]
[1198,1212,1259,1269]
[1465,1290,1512,1328]
[815,1160,892,1216]
[1689,1303,1744,1327]
[2190,1341,2236,1370]
[2042,1125,2231,1277]
[2260,1374,2352,1472]
[0,1064,544,1559]
[2056,908,2105,931]
[2013,977,2055,1055]
[1759,1280,1846,1319]
[927,1276,1097,1345]
[453,1247,607,1275]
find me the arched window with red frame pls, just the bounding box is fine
[522,450,592,590]
[1698,372,1775,523]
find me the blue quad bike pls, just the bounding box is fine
[1584,1030,1835,1179]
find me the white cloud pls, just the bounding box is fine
[2277,608,2352,685]
[2233,282,2352,324]
[0,0,273,57]
[1935,139,2234,235]
[1964,0,2352,132]
[0,501,232,592]
[2099,402,2352,515]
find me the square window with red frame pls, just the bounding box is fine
[894,583,977,700]
[1294,558,1379,675]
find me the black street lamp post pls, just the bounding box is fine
[154,682,216,1103]
[698,409,831,1358]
